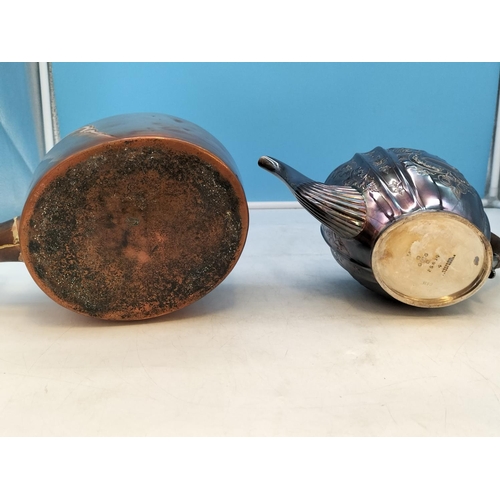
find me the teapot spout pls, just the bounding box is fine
[258,156,366,238]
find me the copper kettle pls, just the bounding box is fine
[0,113,248,320]
[259,147,500,307]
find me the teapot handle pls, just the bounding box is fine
[490,232,500,276]
[0,217,21,262]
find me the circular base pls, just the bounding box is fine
[21,138,248,320]
[372,211,492,308]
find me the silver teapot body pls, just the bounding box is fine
[259,147,498,308]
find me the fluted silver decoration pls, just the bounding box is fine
[295,182,366,238]
[257,155,367,238]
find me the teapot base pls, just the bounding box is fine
[371,211,492,308]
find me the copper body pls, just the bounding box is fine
[1,113,249,320]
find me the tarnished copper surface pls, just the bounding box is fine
[15,114,248,321]
[30,114,243,190]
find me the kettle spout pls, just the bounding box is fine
[258,156,367,238]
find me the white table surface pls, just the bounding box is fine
[1,207,500,436]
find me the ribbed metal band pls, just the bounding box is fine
[295,183,366,238]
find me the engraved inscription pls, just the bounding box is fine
[415,253,441,273]
[442,254,456,275]
[412,252,457,276]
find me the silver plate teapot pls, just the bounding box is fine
[258,147,500,308]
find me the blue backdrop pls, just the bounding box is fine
[0,63,44,221]
[52,63,499,202]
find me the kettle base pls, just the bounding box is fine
[20,138,248,320]
[371,211,492,308]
